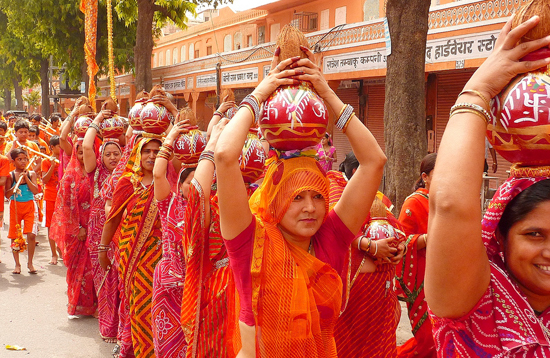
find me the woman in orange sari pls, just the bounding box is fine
[99,137,163,358]
[396,153,437,358]
[215,46,386,357]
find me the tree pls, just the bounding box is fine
[115,0,201,92]
[383,0,431,213]
[23,90,41,112]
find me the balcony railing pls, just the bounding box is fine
[130,0,531,84]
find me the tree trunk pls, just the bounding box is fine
[40,58,50,117]
[134,0,154,92]
[383,0,431,214]
[4,88,11,111]
[13,74,23,110]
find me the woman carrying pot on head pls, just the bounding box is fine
[426,14,550,356]
[215,40,386,358]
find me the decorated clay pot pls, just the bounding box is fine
[240,128,266,183]
[140,97,174,135]
[260,82,328,151]
[364,218,403,246]
[128,97,148,131]
[74,114,93,139]
[488,58,550,166]
[101,113,126,140]
[173,126,207,164]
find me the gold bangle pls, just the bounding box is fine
[342,112,354,133]
[459,90,491,110]
[449,108,488,125]
[337,104,347,120]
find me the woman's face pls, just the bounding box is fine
[179,171,194,199]
[103,144,122,172]
[278,190,326,243]
[504,200,550,307]
[422,170,434,190]
[321,136,328,146]
[77,147,84,165]
[140,141,160,172]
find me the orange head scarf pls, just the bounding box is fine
[249,150,330,225]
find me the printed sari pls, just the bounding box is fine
[396,188,436,358]
[107,138,162,358]
[328,170,401,358]
[87,142,121,340]
[180,180,240,358]
[51,142,96,316]
[152,191,187,357]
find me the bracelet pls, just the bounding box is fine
[450,108,489,125]
[423,234,427,246]
[158,146,172,156]
[97,247,111,252]
[342,112,355,133]
[198,150,215,165]
[357,235,365,251]
[239,94,262,123]
[373,240,378,257]
[89,122,100,132]
[450,103,491,125]
[335,104,354,131]
[156,150,171,161]
[366,237,372,253]
[162,143,174,152]
[213,110,223,117]
[459,89,490,110]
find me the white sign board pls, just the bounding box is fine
[164,78,186,92]
[222,68,259,85]
[196,73,217,88]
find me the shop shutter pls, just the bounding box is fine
[366,84,385,151]
[435,70,510,185]
[333,88,360,170]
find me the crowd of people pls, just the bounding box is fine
[2,13,550,358]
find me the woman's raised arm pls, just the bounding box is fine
[291,48,386,235]
[426,15,550,318]
[215,53,301,240]
[82,111,104,173]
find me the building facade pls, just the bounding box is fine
[94,0,528,183]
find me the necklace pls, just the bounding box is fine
[308,240,313,254]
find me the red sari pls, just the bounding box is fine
[107,138,163,358]
[87,144,121,340]
[51,143,96,316]
[328,171,402,358]
[396,188,436,358]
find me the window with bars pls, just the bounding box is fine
[292,12,318,33]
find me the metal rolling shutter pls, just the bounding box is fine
[366,84,385,151]
[435,70,510,184]
[333,88,360,170]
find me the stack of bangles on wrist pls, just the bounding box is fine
[449,103,491,125]
[238,94,262,123]
[357,235,371,252]
[335,104,355,133]
[199,150,215,165]
[97,244,111,252]
[157,143,173,161]
[213,110,224,117]
[89,122,100,132]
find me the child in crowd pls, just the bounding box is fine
[5,120,40,170]
[29,125,51,155]
[6,148,39,274]
[42,136,61,265]
[0,121,8,155]
[0,149,9,263]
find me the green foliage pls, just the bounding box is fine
[115,0,197,32]
[23,90,41,108]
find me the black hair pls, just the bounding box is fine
[498,180,550,239]
[49,135,60,147]
[30,113,41,123]
[339,151,359,180]
[29,125,39,135]
[414,153,437,191]
[179,167,196,184]
[49,114,61,124]
[14,119,30,132]
[9,148,27,161]
[0,121,7,131]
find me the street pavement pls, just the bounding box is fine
[0,225,413,358]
